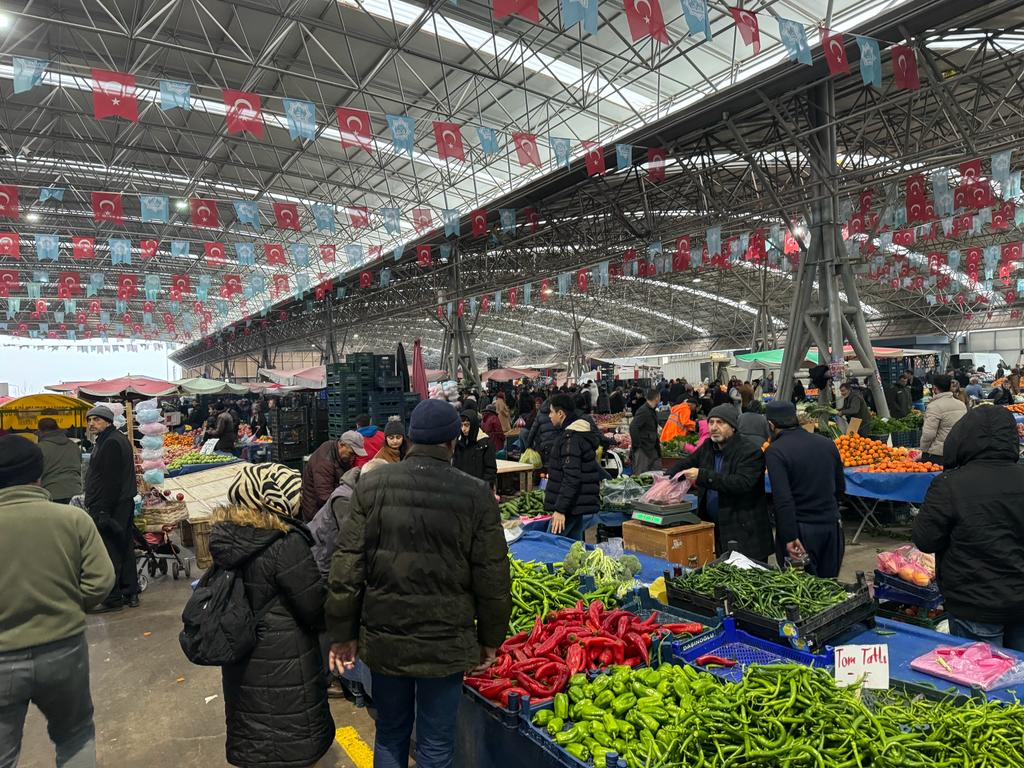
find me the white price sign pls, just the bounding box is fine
[834,644,890,689]
[199,438,220,455]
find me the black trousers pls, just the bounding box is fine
[95,499,139,600]
[776,518,846,579]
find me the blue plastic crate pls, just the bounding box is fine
[672,617,832,684]
[873,570,942,607]
[463,684,545,726]
[520,700,611,768]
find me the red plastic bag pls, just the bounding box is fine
[877,544,935,586]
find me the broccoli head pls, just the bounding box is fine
[562,541,588,575]
[619,554,642,578]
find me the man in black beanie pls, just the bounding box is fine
[667,404,773,561]
[326,399,511,767]
[0,435,114,767]
[764,402,847,577]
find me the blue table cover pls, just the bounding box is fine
[520,510,632,534]
[508,530,672,583]
[766,468,937,504]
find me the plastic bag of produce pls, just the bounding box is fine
[639,472,691,505]
[601,476,644,509]
[136,408,163,424]
[139,448,165,461]
[519,448,542,468]
[142,468,164,485]
[877,544,935,586]
[140,435,165,450]
[139,421,168,436]
[136,398,159,412]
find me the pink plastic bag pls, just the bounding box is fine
[639,473,692,505]
[876,544,935,586]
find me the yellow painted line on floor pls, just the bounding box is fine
[335,726,374,768]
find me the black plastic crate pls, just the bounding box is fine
[873,570,942,607]
[375,354,396,373]
[376,375,404,390]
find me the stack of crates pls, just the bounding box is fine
[328,353,423,437]
[369,353,403,428]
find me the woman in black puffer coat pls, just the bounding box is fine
[209,463,334,768]
[544,395,601,541]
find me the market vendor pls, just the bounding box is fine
[919,374,966,467]
[299,432,366,521]
[667,404,773,562]
[660,394,696,444]
[838,382,872,436]
[764,401,846,577]
[205,401,237,453]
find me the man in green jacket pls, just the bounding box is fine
[36,417,83,504]
[0,435,115,768]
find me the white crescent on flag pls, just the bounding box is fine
[196,205,211,222]
[232,97,257,121]
[442,129,459,149]
[633,0,652,23]
[0,236,12,249]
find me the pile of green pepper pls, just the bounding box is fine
[509,557,617,635]
[671,563,849,619]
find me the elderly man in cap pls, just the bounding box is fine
[326,399,512,768]
[300,432,366,522]
[764,401,846,577]
[667,404,773,562]
[83,404,140,611]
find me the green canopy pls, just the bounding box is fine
[174,378,250,396]
[734,348,815,369]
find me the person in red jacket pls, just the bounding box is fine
[480,404,506,452]
[354,414,386,466]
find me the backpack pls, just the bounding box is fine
[179,564,272,666]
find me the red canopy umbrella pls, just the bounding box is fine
[74,376,178,397]
[481,367,539,382]
[411,338,429,401]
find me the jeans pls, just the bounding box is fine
[948,615,1024,652]
[0,633,96,768]
[370,671,463,768]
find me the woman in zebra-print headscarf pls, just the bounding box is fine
[207,463,335,767]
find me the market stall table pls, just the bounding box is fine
[496,458,534,493]
[508,530,672,582]
[519,510,633,535]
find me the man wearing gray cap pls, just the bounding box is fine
[83,405,139,611]
[300,432,366,522]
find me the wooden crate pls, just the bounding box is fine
[622,519,716,566]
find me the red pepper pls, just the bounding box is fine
[625,632,649,665]
[599,649,614,665]
[501,631,529,650]
[477,678,513,700]
[662,622,705,636]
[534,626,568,656]
[638,611,660,628]
[615,614,632,639]
[512,647,528,663]
[535,661,567,682]
[528,617,545,645]
[694,654,738,667]
[493,654,514,677]
[500,686,530,707]
[509,658,546,673]
[588,600,605,627]
[565,643,586,674]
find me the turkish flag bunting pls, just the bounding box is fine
[416,245,432,267]
[858,188,874,212]
[0,185,19,220]
[848,211,865,234]
[315,278,333,300]
[959,159,982,185]
[349,206,370,229]
[272,202,300,230]
[582,141,606,176]
[968,181,993,209]
[264,243,286,265]
[730,7,761,54]
[492,0,539,22]
[336,108,374,154]
[647,148,667,183]
[576,268,589,293]
[272,274,290,298]
[221,274,242,297]
[540,278,551,301]
[820,28,850,75]
[369,245,381,261]
[204,242,227,266]
[511,132,541,167]
[433,122,465,161]
[0,232,19,258]
[749,230,766,263]
[673,236,691,271]
[72,236,95,260]
[952,212,973,236]
[91,191,124,224]
[140,239,158,259]
[994,201,1015,230]
[58,272,81,298]
[905,174,926,204]
[413,208,433,233]
[437,305,445,320]
[117,275,138,300]
[190,198,220,228]
[92,69,138,121]
[508,287,518,307]
[893,228,915,248]
[457,299,466,317]
[525,208,540,233]
[891,45,921,91]
[359,271,373,289]
[471,209,488,237]
[623,0,669,44]
[1003,243,1021,264]
[223,89,264,137]
[170,274,190,298]
[0,269,19,297]
[480,295,490,314]
[965,247,982,267]
[319,244,336,263]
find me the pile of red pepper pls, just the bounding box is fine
[465,600,705,708]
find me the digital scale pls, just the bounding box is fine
[630,500,700,527]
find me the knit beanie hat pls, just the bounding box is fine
[409,399,462,444]
[0,435,45,487]
[765,401,799,429]
[707,404,740,431]
[384,417,405,437]
[227,463,302,518]
[86,405,115,423]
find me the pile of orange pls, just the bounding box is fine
[858,460,942,473]
[1005,403,1024,414]
[834,433,909,467]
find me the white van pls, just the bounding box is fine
[960,352,1010,380]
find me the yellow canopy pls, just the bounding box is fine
[0,394,93,431]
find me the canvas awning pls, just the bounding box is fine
[480,367,540,382]
[0,394,93,430]
[174,378,251,396]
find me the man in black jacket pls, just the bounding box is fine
[544,394,601,540]
[453,409,497,485]
[83,405,139,611]
[838,382,872,436]
[326,399,511,767]
[667,405,773,562]
[629,388,662,475]
[912,406,1024,650]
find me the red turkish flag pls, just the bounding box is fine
[905,173,926,204]
[190,198,220,228]
[221,274,242,298]
[848,210,865,234]
[959,159,982,185]
[72,236,95,260]
[749,230,766,263]
[336,108,374,154]
[412,208,433,233]
[891,45,921,91]
[0,232,19,258]
[433,122,465,161]
[140,239,158,259]
[272,274,290,298]
[0,268,18,297]
[952,212,973,236]
[525,208,540,233]
[624,0,669,44]
[673,236,691,271]
[893,228,915,248]
[540,278,551,301]
[471,209,488,237]
[91,192,124,224]
[416,245,432,267]
[58,272,81,298]
[511,132,541,167]
[576,268,589,293]
[264,243,286,266]
[359,271,373,289]
[968,182,993,209]
[223,89,264,137]
[609,262,623,280]
[858,188,874,212]
[319,244,336,263]
[508,287,518,307]
[730,7,760,54]
[1002,243,1022,264]
[117,274,139,301]
[993,201,1015,230]
[820,28,850,75]
[91,69,138,122]
[437,305,445,321]
[369,245,381,261]
[647,148,667,183]
[273,202,300,230]
[204,242,227,267]
[315,277,333,300]
[349,206,370,229]
[0,185,18,220]
[170,274,190,299]
[582,141,606,176]
[457,299,466,317]
[492,0,539,22]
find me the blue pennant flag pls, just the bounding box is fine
[392,246,403,262]
[557,273,570,296]
[386,114,417,156]
[442,209,461,237]
[108,238,132,266]
[295,274,310,295]
[706,226,721,257]
[343,244,362,265]
[381,207,402,235]
[523,283,532,305]
[33,270,49,284]
[171,240,189,259]
[477,126,500,157]
[64,299,76,314]
[616,144,633,171]
[550,136,572,169]
[311,203,336,233]
[681,0,712,41]
[380,267,392,287]
[494,291,502,312]
[290,243,310,268]
[215,299,229,318]
[139,195,169,224]
[778,18,812,66]
[235,242,255,266]
[439,244,451,262]
[168,300,180,315]
[282,98,317,141]
[561,0,599,36]
[948,249,961,271]
[232,200,261,229]
[144,275,161,301]
[854,36,882,88]
[499,208,516,233]
[66,329,77,340]
[159,80,192,111]
[993,150,1013,197]
[13,57,48,94]
[54,311,65,324]
[35,234,59,262]
[38,187,63,203]
[648,242,663,272]
[88,273,103,296]
[598,261,610,287]
[250,275,266,297]
[5,300,18,319]
[196,276,211,301]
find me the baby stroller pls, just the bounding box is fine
[134,525,192,591]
